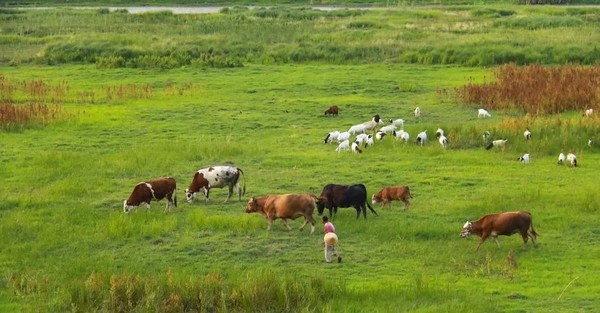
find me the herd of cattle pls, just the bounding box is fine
[120,105,598,251]
[123,163,537,250]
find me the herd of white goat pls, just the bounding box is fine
[323,107,594,167]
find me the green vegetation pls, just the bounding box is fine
[2,6,600,67]
[1,4,600,313]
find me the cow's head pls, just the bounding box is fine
[123,200,134,213]
[185,188,196,203]
[372,193,382,204]
[460,221,472,238]
[316,196,328,215]
[245,197,259,213]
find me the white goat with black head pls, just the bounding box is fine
[566,153,578,167]
[323,131,340,144]
[518,153,530,164]
[416,131,427,146]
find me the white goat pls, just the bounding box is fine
[482,130,491,142]
[518,153,530,164]
[394,130,410,142]
[337,131,350,143]
[336,140,350,153]
[478,108,491,118]
[557,152,566,165]
[416,131,427,146]
[323,131,340,144]
[435,128,444,138]
[365,135,375,147]
[355,133,369,145]
[566,153,578,167]
[414,107,421,117]
[390,118,405,128]
[523,129,531,140]
[375,131,386,141]
[348,123,366,135]
[588,139,593,147]
[379,124,396,134]
[486,139,508,151]
[584,108,593,117]
[438,135,449,149]
[351,141,362,154]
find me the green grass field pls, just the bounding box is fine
[1,4,600,313]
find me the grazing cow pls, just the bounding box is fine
[460,211,539,251]
[123,177,177,213]
[185,165,245,203]
[316,184,378,219]
[372,186,413,211]
[486,139,508,151]
[478,108,491,118]
[324,105,339,117]
[245,194,321,233]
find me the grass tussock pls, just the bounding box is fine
[0,101,65,131]
[40,270,334,312]
[456,63,600,115]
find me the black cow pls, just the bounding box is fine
[316,184,378,219]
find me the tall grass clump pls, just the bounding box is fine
[455,63,600,115]
[48,270,335,312]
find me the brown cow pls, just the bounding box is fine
[245,194,321,234]
[371,186,413,211]
[460,211,539,250]
[185,165,245,203]
[123,177,177,213]
[324,105,339,117]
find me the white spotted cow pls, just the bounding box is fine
[123,177,177,213]
[185,165,246,203]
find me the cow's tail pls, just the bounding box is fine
[238,168,246,200]
[173,191,178,208]
[366,200,378,216]
[522,211,539,239]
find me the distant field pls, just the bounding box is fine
[1,4,600,313]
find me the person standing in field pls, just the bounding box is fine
[322,216,342,263]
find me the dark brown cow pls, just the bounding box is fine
[372,186,413,211]
[245,194,321,234]
[460,211,539,250]
[324,105,339,117]
[123,177,177,213]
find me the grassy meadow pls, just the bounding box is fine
[1,4,600,313]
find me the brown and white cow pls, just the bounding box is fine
[245,194,322,234]
[324,105,339,117]
[185,165,245,204]
[460,211,539,250]
[372,186,413,211]
[123,177,177,213]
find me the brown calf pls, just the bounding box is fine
[245,194,321,234]
[460,211,539,250]
[324,105,339,117]
[371,186,413,211]
[123,177,177,213]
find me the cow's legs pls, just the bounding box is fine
[476,234,490,251]
[204,188,210,204]
[280,219,292,231]
[492,236,501,248]
[145,202,151,211]
[225,184,233,203]
[403,199,409,211]
[528,230,537,244]
[267,218,273,231]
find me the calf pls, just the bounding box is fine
[372,186,413,211]
[123,177,177,213]
[460,211,538,250]
[324,105,339,117]
[245,194,320,233]
[317,183,378,219]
